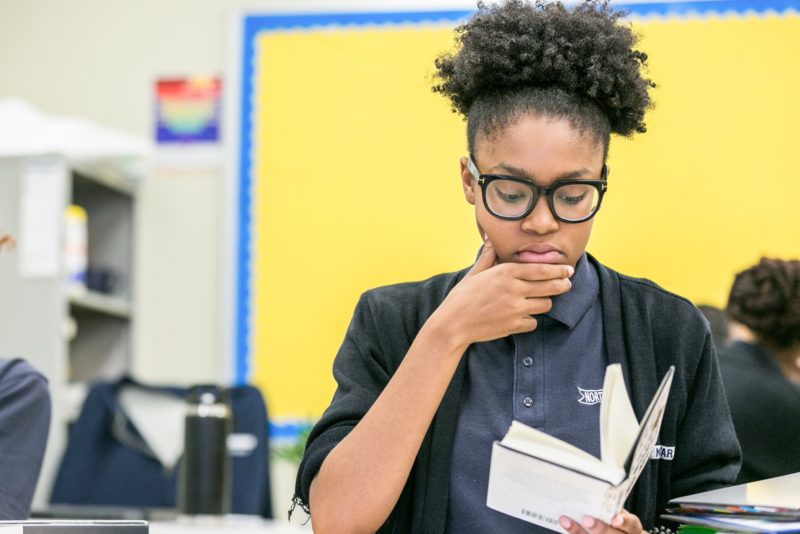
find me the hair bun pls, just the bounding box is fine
[433,0,654,136]
[727,257,800,348]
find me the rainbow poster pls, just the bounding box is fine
[155,77,221,143]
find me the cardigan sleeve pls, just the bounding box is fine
[670,332,741,498]
[292,291,396,515]
[290,270,464,524]
[0,358,51,519]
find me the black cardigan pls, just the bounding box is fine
[294,254,741,532]
[719,341,800,484]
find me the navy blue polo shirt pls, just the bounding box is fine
[446,253,606,533]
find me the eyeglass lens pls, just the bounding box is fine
[485,179,601,220]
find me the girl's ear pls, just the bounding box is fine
[460,157,476,205]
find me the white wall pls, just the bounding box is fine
[0,0,231,137]
[0,0,245,385]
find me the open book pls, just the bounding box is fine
[486,363,675,532]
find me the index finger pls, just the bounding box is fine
[509,262,574,282]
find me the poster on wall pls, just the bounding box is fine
[155,77,222,145]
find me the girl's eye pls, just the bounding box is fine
[490,181,531,204]
[557,193,586,205]
[555,184,594,206]
[497,190,527,203]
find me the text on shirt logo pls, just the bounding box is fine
[577,387,603,405]
[651,445,675,460]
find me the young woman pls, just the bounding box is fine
[293,2,741,532]
[719,257,800,484]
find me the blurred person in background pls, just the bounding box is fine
[719,257,800,483]
[0,233,52,518]
[727,318,755,345]
[696,304,731,349]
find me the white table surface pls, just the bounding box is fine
[149,516,312,534]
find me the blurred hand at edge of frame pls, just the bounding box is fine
[0,234,16,253]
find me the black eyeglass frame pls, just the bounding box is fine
[467,154,609,223]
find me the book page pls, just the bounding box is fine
[502,421,625,484]
[621,366,675,498]
[504,420,599,462]
[599,364,639,470]
[487,442,624,531]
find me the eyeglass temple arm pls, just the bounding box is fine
[466,154,483,183]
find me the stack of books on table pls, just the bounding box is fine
[662,472,800,533]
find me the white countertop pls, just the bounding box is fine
[149,516,312,534]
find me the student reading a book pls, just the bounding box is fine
[293,1,741,532]
[719,257,800,484]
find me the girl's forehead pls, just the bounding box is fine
[474,115,605,165]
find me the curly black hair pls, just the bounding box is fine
[432,0,654,154]
[726,258,800,349]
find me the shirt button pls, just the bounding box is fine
[522,396,533,407]
[522,356,533,367]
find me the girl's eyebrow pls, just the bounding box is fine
[489,163,594,182]
[489,163,532,179]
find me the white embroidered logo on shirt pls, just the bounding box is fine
[577,387,603,405]
[651,445,675,460]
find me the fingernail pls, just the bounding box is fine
[559,517,571,529]
[483,232,489,241]
[612,515,624,527]
[567,265,575,276]
[582,516,595,528]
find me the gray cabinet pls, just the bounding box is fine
[0,154,139,509]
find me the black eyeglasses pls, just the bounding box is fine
[467,155,608,223]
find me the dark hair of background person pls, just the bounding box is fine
[432,0,656,158]
[726,257,800,350]
[697,304,730,349]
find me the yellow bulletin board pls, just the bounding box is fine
[230,2,800,437]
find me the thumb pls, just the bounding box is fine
[465,234,497,279]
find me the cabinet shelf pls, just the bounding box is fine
[0,144,144,511]
[71,159,140,197]
[69,291,132,319]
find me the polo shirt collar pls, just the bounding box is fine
[546,252,598,329]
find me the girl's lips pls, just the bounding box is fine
[515,250,563,263]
